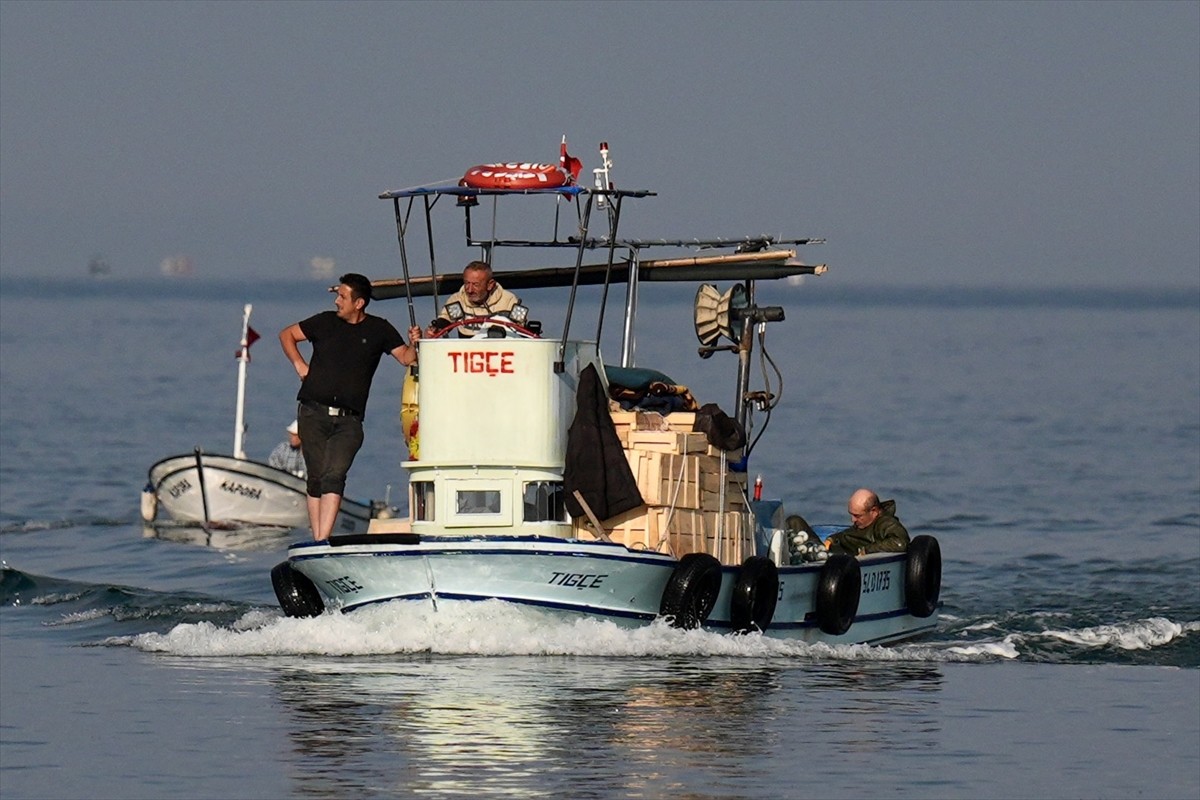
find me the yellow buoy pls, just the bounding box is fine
[400,367,419,460]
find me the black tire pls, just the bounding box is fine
[814,554,861,636]
[730,556,780,634]
[659,553,723,629]
[271,561,325,618]
[905,535,942,618]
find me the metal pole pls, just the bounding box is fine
[392,197,417,330]
[233,304,252,459]
[594,193,624,346]
[557,192,595,372]
[194,448,211,526]
[734,281,757,467]
[423,194,440,318]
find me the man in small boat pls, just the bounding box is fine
[280,273,421,541]
[436,260,523,336]
[268,419,306,477]
[823,488,911,556]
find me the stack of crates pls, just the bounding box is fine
[572,408,753,563]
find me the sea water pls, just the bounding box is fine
[1,277,1197,800]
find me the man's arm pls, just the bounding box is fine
[389,326,422,367]
[279,323,309,380]
[871,519,911,553]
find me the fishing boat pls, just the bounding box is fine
[270,140,942,643]
[144,304,391,533]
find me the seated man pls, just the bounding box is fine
[437,260,523,336]
[268,419,306,477]
[824,488,910,556]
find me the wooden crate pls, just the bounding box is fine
[571,505,753,564]
[624,450,701,508]
[571,505,709,557]
[626,430,709,454]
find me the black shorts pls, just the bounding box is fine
[297,403,364,497]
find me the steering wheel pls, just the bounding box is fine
[427,315,540,340]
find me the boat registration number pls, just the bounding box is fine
[862,569,891,594]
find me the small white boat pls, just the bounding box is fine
[143,305,390,533]
[146,450,376,532]
[271,140,942,644]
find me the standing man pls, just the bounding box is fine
[280,273,420,541]
[437,260,522,336]
[823,488,911,556]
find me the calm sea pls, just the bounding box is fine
[2,277,1198,800]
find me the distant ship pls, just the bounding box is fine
[160,255,194,277]
[309,256,336,280]
[88,254,111,277]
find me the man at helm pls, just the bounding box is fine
[436,261,523,336]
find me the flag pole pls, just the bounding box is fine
[234,303,253,459]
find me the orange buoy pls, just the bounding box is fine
[460,162,572,190]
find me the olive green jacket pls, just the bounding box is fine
[825,499,910,555]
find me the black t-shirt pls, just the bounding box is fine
[296,311,405,415]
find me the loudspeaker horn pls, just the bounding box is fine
[693,284,749,346]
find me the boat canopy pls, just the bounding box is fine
[371,251,825,300]
[372,146,826,371]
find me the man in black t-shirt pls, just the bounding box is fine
[279,273,421,541]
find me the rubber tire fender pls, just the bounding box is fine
[730,555,780,634]
[659,552,723,629]
[814,554,861,636]
[904,535,942,618]
[271,561,325,618]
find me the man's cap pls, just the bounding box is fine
[286,420,299,434]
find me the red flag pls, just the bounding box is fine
[560,137,583,181]
[237,326,261,359]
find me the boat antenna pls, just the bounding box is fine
[593,141,612,209]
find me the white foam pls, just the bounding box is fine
[45,607,111,626]
[1042,617,1188,650]
[962,620,1000,632]
[122,599,976,661]
[30,591,83,605]
[946,636,1021,659]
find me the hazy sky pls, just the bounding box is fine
[1,0,1197,289]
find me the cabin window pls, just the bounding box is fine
[523,481,566,522]
[456,489,502,515]
[412,481,435,521]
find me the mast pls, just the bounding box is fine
[234,304,252,459]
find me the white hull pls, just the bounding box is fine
[148,452,372,533]
[284,533,938,645]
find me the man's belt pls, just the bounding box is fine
[300,399,361,419]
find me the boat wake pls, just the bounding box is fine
[116,599,1199,666]
[5,565,1196,666]
[1,566,256,636]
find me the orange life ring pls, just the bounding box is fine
[460,162,571,190]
